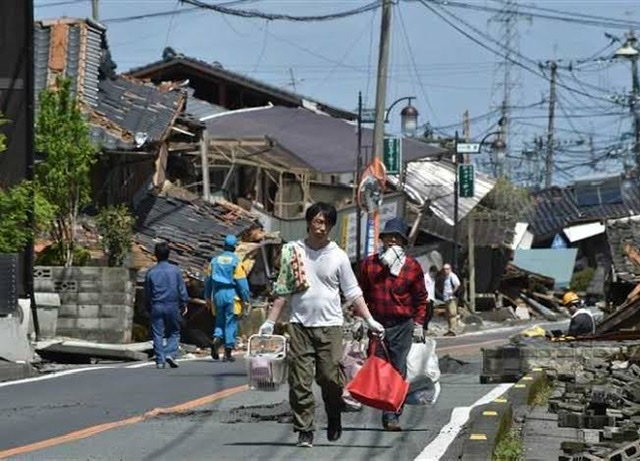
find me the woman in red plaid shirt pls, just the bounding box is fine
[359,217,428,431]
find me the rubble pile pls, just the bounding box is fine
[546,358,640,460]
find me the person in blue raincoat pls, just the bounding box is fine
[204,235,251,362]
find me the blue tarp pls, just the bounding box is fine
[513,248,578,289]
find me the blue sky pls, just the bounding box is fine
[36,0,640,186]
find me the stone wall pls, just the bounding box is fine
[34,266,135,343]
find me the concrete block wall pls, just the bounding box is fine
[34,266,135,343]
[519,342,634,375]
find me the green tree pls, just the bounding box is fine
[35,77,98,266]
[0,114,55,253]
[481,177,534,219]
[96,205,134,267]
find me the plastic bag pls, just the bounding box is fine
[341,339,367,411]
[406,338,441,383]
[405,338,441,406]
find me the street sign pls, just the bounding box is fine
[458,164,475,198]
[383,136,402,175]
[456,143,481,154]
[360,108,376,124]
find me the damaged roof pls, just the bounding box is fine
[134,193,262,280]
[529,176,640,239]
[606,215,640,283]
[34,18,186,150]
[420,212,517,248]
[127,51,355,120]
[204,106,445,174]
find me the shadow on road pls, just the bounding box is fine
[342,427,430,433]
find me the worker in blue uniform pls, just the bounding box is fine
[205,235,251,362]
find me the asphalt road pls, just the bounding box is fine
[0,321,563,460]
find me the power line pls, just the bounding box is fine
[179,0,382,22]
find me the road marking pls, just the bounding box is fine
[482,410,497,416]
[0,384,248,459]
[0,366,115,389]
[414,383,513,461]
[124,357,202,369]
[469,434,487,440]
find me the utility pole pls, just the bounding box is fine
[544,61,557,188]
[356,92,363,266]
[92,0,99,22]
[630,33,640,170]
[200,130,210,201]
[463,114,476,313]
[372,0,392,161]
[452,131,460,272]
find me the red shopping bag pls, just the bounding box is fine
[345,339,409,413]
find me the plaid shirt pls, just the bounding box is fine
[358,254,427,327]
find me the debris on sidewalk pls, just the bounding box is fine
[36,338,152,364]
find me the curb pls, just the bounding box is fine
[460,369,547,459]
[0,362,39,383]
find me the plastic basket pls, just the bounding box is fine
[246,334,288,391]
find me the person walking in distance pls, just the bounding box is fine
[205,235,251,362]
[258,202,385,448]
[423,265,438,332]
[442,263,461,336]
[359,217,428,431]
[144,242,189,369]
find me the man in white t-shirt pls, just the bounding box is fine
[442,263,461,336]
[423,265,438,331]
[259,202,384,449]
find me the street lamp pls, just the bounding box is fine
[384,96,419,138]
[614,31,640,170]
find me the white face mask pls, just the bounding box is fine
[380,245,406,276]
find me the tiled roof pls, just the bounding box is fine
[133,193,262,281]
[606,215,640,283]
[127,53,355,120]
[529,177,640,238]
[34,18,108,109]
[34,18,185,151]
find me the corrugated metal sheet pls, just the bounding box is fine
[403,160,496,225]
[606,215,640,283]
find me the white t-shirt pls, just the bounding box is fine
[288,240,363,327]
[424,273,436,302]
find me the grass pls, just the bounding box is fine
[493,427,524,461]
[531,380,553,407]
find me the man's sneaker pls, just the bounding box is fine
[297,431,313,448]
[383,420,402,432]
[327,416,342,442]
[222,348,236,363]
[444,330,456,337]
[166,357,179,368]
[211,337,222,360]
[156,363,165,369]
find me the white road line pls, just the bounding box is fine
[414,383,513,461]
[125,356,204,369]
[0,366,115,389]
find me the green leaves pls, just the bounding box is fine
[34,77,98,265]
[96,204,134,267]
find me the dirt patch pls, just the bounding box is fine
[222,401,292,424]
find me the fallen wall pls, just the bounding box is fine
[34,266,135,343]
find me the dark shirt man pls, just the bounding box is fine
[145,242,189,369]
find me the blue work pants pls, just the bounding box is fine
[213,298,237,349]
[150,304,181,365]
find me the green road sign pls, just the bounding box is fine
[458,164,475,198]
[383,136,402,175]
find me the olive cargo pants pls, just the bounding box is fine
[288,323,343,433]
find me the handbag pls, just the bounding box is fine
[345,338,409,413]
